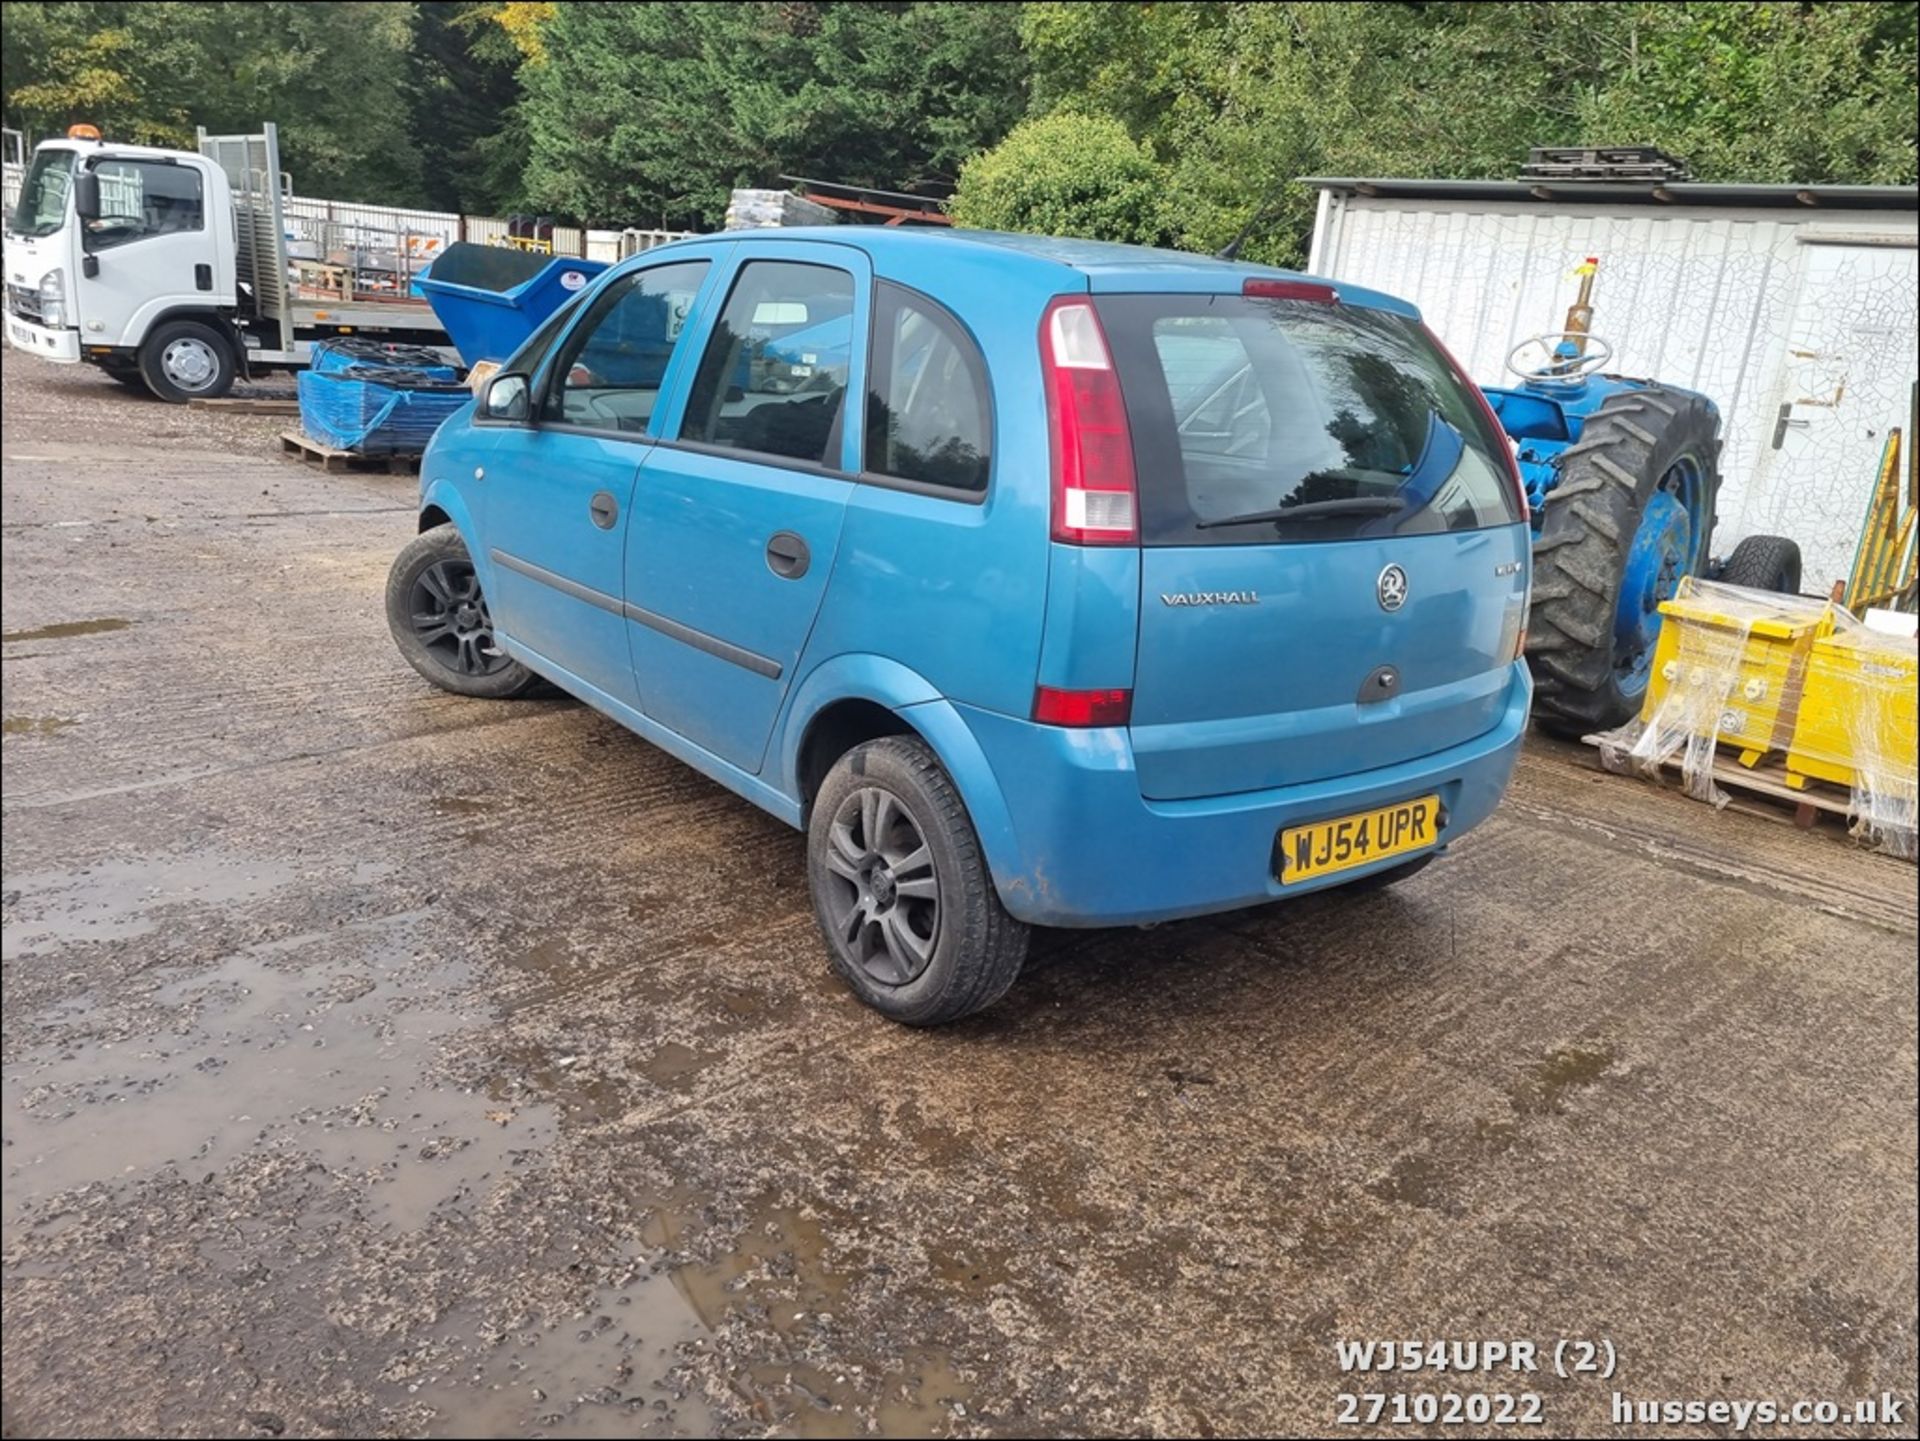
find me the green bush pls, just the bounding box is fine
[949,111,1172,247]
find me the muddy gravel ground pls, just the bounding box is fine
[2,347,1916,1439]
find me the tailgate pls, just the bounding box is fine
[1094,288,1530,801]
[1133,528,1527,798]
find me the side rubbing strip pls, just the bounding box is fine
[622,601,783,680]
[490,548,622,616]
[488,548,783,680]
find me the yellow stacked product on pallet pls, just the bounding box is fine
[1637,582,1836,768]
[1785,627,1919,858]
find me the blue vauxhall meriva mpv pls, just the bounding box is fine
[386,228,1533,1024]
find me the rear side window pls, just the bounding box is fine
[543,260,709,432]
[1097,295,1520,546]
[679,260,854,466]
[864,282,990,494]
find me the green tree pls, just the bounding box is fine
[996,1,1918,267]
[949,111,1171,246]
[406,1,530,214]
[3,1,421,203]
[519,1,1028,228]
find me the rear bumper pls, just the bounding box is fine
[956,663,1531,926]
[4,312,81,363]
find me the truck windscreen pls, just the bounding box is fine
[10,149,75,238]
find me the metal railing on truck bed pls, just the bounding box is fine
[197,123,296,350]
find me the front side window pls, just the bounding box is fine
[502,289,588,380]
[679,260,855,466]
[864,282,990,494]
[543,260,710,432]
[9,149,74,238]
[82,159,204,250]
[1098,294,1522,546]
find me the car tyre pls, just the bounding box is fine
[808,736,1029,1025]
[137,318,237,402]
[1715,534,1802,594]
[385,524,538,700]
[1340,852,1436,893]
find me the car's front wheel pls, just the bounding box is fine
[385,524,538,699]
[807,736,1028,1025]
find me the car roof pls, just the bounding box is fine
[656,226,1420,318]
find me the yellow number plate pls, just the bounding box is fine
[1277,795,1442,884]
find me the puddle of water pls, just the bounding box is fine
[2,912,556,1234]
[2,715,77,736]
[641,1042,715,1092]
[406,1271,715,1439]
[1,854,297,960]
[1509,1044,1615,1116]
[428,796,493,816]
[1369,1153,1453,1213]
[636,1188,979,1436]
[0,617,133,643]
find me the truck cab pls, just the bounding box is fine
[5,124,445,400]
[6,135,240,395]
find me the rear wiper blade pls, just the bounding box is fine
[1195,496,1407,530]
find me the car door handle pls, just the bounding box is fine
[766,530,810,579]
[589,491,618,529]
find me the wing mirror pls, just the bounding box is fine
[72,169,101,220]
[481,372,530,422]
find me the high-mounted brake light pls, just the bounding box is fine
[1032,685,1133,727]
[1420,321,1530,523]
[1040,297,1137,545]
[1242,278,1339,303]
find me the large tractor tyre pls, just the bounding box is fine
[1716,534,1803,595]
[1527,383,1720,738]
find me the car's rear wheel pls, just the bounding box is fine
[807,736,1028,1025]
[385,524,538,699]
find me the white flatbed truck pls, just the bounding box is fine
[3,124,445,400]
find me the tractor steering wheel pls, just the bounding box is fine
[1505,331,1614,387]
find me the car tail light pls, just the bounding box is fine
[1421,321,1529,523]
[1032,685,1132,727]
[1041,297,1136,545]
[1242,277,1339,304]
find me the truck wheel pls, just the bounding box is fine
[1716,534,1802,594]
[807,736,1029,1026]
[1526,383,1720,737]
[385,525,538,700]
[137,319,236,402]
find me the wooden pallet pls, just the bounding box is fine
[192,396,299,416]
[277,429,421,475]
[1580,732,1861,834]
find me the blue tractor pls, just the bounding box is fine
[1481,260,1801,736]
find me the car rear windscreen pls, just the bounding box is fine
[1095,294,1521,546]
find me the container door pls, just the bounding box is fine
[1741,242,1919,593]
